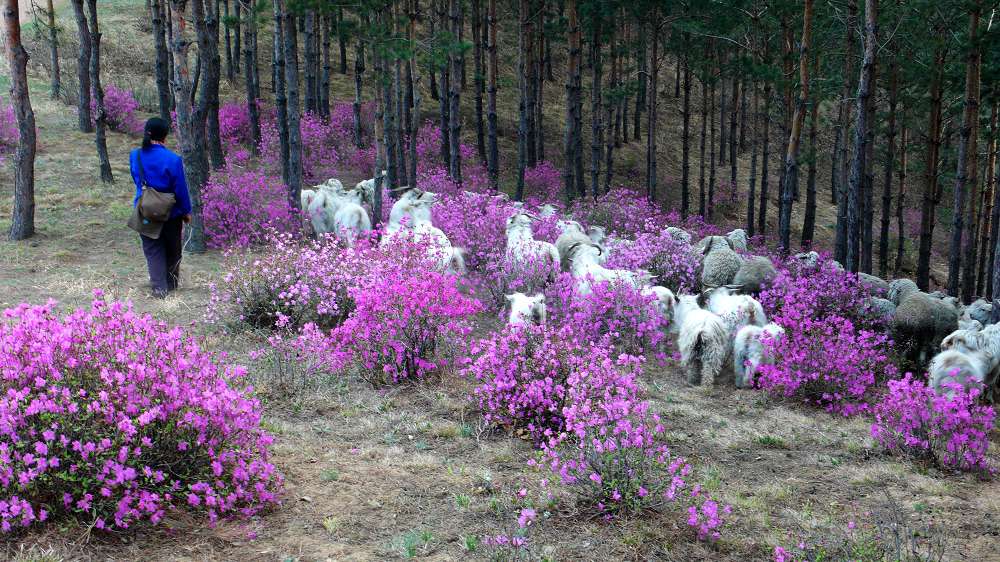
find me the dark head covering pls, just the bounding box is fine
[142,117,170,149]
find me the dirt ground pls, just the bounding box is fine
[1,79,999,562]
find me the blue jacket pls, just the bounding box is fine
[130,145,192,220]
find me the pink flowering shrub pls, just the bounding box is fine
[569,188,670,238]
[545,274,667,357]
[209,233,361,331]
[218,100,254,148]
[93,84,142,135]
[431,190,517,271]
[523,161,564,206]
[872,374,995,472]
[759,259,877,328]
[0,294,281,532]
[603,224,701,293]
[756,315,896,416]
[478,252,559,312]
[202,166,302,248]
[338,268,482,386]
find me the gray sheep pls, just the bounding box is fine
[857,272,890,295]
[964,298,993,326]
[865,297,897,322]
[892,291,963,369]
[887,278,919,306]
[700,236,743,288]
[732,256,777,295]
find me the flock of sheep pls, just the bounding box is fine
[297,177,999,401]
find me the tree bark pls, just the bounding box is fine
[917,47,946,290]
[272,0,289,185]
[167,0,206,251]
[81,0,112,183]
[303,10,316,114]
[353,33,364,148]
[281,0,303,201]
[779,0,812,253]
[151,0,172,120]
[516,0,529,201]
[472,0,486,162]
[729,76,739,204]
[957,4,983,301]
[197,0,223,170]
[681,46,691,218]
[590,18,603,197]
[232,0,240,73]
[70,0,92,133]
[222,0,234,81]
[845,0,876,273]
[487,0,499,190]
[646,21,659,201]
[320,12,331,118]
[878,57,899,278]
[895,120,907,275]
[747,82,758,234]
[242,0,261,153]
[982,102,999,297]
[708,75,717,220]
[633,38,644,142]
[801,79,818,248]
[834,0,858,262]
[448,0,463,182]
[757,85,771,234]
[337,7,347,74]
[46,0,59,99]
[563,0,581,202]
[3,0,36,241]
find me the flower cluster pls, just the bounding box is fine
[871,374,995,472]
[339,267,482,386]
[202,165,302,248]
[93,84,142,135]
[603,223,701,293]
[755,314,896,416]
[545,274,667,358]
[0,293,281,532]
[569,188,670,238]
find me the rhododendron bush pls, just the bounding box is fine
[872,375,994,472]
[93,84,142,135]
[569,188,669,238]
[339,268,482,386]
[0,294,280,532]
[603,223,700,293]
[202,166,302,248]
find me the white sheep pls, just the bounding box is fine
[332,202,372,246]
[506,292,546,326]
[505,212,560,274]
[701,285,767,333]
[642,285,677,321]
[412,221,467,274]
[928,349,993,397]
[555,222,594,271]
[587,225,607,246]
[565,242,651,296]
[700,236,743,288]
[538,204,559,218]
[387,188,438,233]
[733,323,785,389]
[354,171,386,202]
[663,226,692,244]
[672,294,731,386]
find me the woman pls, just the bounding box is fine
[130,117,192,298]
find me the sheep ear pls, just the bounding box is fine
[566,242,582,258]
[702,241,714,256]
[726,237,735,250]
[696,291,709,308]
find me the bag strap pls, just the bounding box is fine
[136,149,148,188]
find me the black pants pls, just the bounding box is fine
[141,217,183,295]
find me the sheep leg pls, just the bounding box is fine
[687,358,703,386]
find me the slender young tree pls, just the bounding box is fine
[845,0,877,272]
[747,82,758,234]
[699,70,710,218]
[197,0,223,169]
[758,83,771,234]
[353,27,364,148]
[590,16,603,197]
[833,0,857,260]
[472,0,486,162]
[79,0,112,183]
[516,0,530,200]
[895,119,907,275]
[563,0,581,202]
[70,0,92,132]
[681,45,691,218]
[878,57,900,277]
[953,2,983,301]
[3,0,36,241]
[448,0,462,182]
[917,45,946,290]
[281,0,303,204]
[802,71,819,247]
[44,0,59,98]
[272,0,289,185]
[320,11,331,118]
[150,0,172,120]
[486,0,499,190]
[222,0,234,80]
[983,102,999,296]
[646,20,660,201]
[778,0,812,253]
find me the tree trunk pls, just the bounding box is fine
[895,119,907,275]
[524,0,537,168]
[801,81,818,247]
[151,0,172,120]
[917,47,946,290]
[71,0,92,133]
[372,34,386,227]
[563,0,581,202]
[758,85,772,234]
[845,0,876,273]
[232,0,240,73]
[982,102,999,297]
[3,0,36,241]
[242,0,260,154]
[535,18,545,164]
[878,58,899,278]
[747,82,758,234]
[729,76,739,202]
[222,0,234,81]
[516,0,529,201]
[281,0,303,201]
[699,73,710,218]
[590,18,603,197]
[320,13,331,119]
[681,47,691,218]
[272,0,289,185]
[739,77,748,152]
[861,44,878,275]
[778,0,812,253]
[353,34,364,148]
[303,10,315,113]
[197,0,223,170]
[81,0,113,183]
[487,0,499,190]
[337,7,347,74]
[633,38,644,142]
[472,0,486,162]
[646,22,659,201]
[709,76,717,220]
[167,0,206,251]
[959,5,983,301]
[719,55,727,166]
[46,0,59,98]
[834,0,857,262]
[448,0,463,182]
